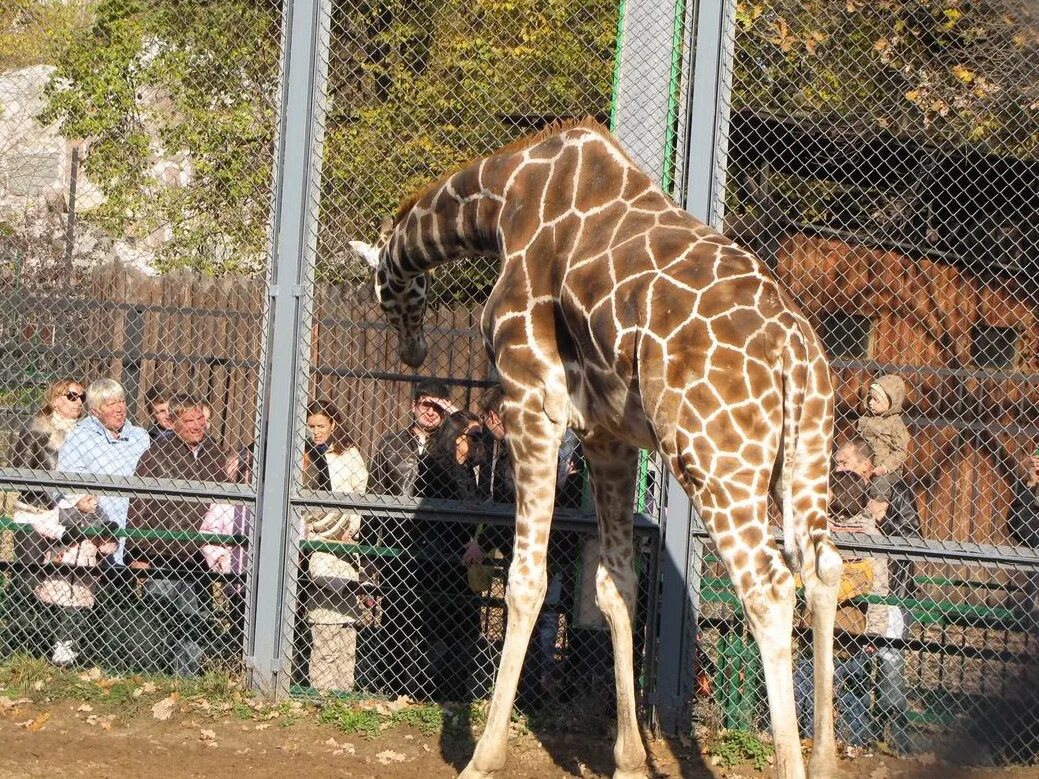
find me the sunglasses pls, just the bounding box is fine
[65,391,86,402]
[416,400,444,413]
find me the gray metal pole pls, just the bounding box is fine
[612,0,693,734]
[683,0,735,229]
[249,0,330,697]
[612,0,682,185]
[653,0,737,737]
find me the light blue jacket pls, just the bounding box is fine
[57,415,151,563]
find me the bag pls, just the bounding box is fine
[837,558,874,602]
[797,558,874,631]
[466,563,494,593]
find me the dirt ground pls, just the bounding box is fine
[2,693,1037,779]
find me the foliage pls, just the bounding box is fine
[318,698,446,737]
[21,0,1039,286]
[732,0,1039,157]
[316,0,616,293]
[41,0,281,275]
[710,728,775,771]
[0,1,94,71]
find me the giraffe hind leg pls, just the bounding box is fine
[699,486,806,779]
[582,434,649,779]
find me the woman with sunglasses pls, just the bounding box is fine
[7,378,88,664]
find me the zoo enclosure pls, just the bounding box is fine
[0,0,1036,761]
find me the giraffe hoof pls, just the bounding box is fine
[458,762,498,779]
[807,750,839,779]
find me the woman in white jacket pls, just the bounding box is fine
[300,400,370,692]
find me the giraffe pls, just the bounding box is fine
[350,119,842,779]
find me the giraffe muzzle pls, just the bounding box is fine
[400,338,427,367]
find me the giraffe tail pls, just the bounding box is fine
[779,324,841,587]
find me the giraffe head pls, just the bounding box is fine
[350,233,429,368]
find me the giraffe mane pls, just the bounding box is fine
[392,117,616,224]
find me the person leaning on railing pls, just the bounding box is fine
[126,394,224,676]
[796,437,919,755]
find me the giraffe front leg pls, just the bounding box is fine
[460,405,563,779]
[583,436,648,779]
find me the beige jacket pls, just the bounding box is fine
[304,446,370,625]
[856,374,911,472]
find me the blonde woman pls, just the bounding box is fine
[10,378,91,665]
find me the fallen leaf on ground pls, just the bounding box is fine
[200,729,216,741]
[376,750,406,765]
[77,704,93,713]
[20,712,51,732]
[152,696,177,721]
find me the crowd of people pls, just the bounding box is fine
[1,375,587,703]
[4,368,1038,736]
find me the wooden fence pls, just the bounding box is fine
[0,262,491,467]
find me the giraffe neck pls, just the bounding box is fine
[385,159,508,282]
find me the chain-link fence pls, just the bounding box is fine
[691,0,1039,765]
[0,0,1037,767]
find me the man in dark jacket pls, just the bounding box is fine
[829,437,920,753]
[127,394,224,675]
[369,378,453,498]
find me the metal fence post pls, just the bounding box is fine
[649,0,737,737]
[248,0,330,697]
[611,0,684,185]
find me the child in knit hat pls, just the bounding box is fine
[855,374,911,502]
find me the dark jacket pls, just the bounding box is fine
[369,427,422,497]
[881,479,922,600]
[128,435,225,564]
[1008,479,1039,548]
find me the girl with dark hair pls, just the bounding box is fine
[416,410,486,501]
[300,399,370,693]
[408,410,491,700]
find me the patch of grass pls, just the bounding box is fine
[0,652,58,695]
[711,729,774,771]
[319,701,384,738]
[173,666,242,700]
[391,703,443,735]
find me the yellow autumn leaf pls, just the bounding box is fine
[951,64,974,83]
[905,89,922,104]
[874,37,890,52]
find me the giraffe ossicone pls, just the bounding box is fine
[360,118,841,779]
[348,240,381,270]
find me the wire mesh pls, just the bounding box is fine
[0,0,1037,766]
[698,0,1039,764]
[0,0,281,676]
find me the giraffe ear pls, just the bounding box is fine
[349,240,381,270]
